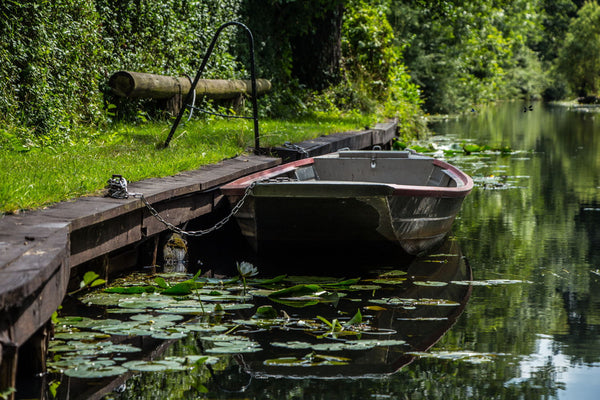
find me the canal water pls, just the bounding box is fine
[40,102,599,399]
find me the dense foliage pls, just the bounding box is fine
[0,0,597,142]
[557,1,600,96]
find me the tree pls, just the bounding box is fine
[557,0,600,96]
[240,0,344,90]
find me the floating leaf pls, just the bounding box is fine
[379,270,408,277]
[182,323,230,333]
[154,277,168,289]
[349,285,381,291]
[104,286,154,294]
[253,305,278,319]
[370,297,460,307]
[372,277,407,285]
[151,331,188,340]
[52,331,110,340]
[363,305,387,311]
[249,275,287,286]
[268,284,324,298]
[344,309,362,327]
[264,353,350,367]
[129,314,184,323]
[451,279,531,286]
[413,281,448,287]
[162,282,194,295]
[122,360,186,372]
[64,363,128,378]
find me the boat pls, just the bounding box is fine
[220,149,473,255]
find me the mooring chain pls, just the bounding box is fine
[106,174,258,238]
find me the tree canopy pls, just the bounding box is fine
[0,0,595,142]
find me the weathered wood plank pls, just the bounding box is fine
[372,120,398,145]
[69,210,141,267]
[142,192,216,237]
[0,228,69,312]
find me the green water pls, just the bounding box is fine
[41,102,600,400]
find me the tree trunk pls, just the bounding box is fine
[290,1,344,90]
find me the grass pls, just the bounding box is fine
[0,113,376,214]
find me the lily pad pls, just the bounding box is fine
[122,360,186,372]
[378,270,408,277]
[129,314,184,323]
[370,297,460,307]
[412,281,448,287]
[182,323,230,333]
[264,353,350,367]
[349,285,382,291]
[451,279,531,286]
[52,331,110,340]
[372,278,407,285]
[253,305,278,319]
[64,363,128,378]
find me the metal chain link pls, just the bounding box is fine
[106,174,258,238]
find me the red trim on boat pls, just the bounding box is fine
[221,158,314,195]
[221,156,474,199]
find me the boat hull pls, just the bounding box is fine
[221,150,473,256]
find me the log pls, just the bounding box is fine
[108,71,272,100]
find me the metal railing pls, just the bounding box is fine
[163,21,260,153]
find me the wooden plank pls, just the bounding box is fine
[270,129,383,162]
[69,210,141,267]
[0,228,69,311]
[40,197,141,231]
[372,120,398,145]
[142,192,216,237]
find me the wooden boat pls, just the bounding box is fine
[221,150,473,255]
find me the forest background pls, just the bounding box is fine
[0,0,599,212]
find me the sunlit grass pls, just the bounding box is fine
[0,114,374,214]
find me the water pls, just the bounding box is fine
[41,102,600,400]
[427,101,600,399]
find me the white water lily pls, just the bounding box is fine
[236,261,258,278]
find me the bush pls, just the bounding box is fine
[0,0,244,137]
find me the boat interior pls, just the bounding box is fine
[287,150,462,188]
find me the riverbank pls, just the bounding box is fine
[0,114,380,215]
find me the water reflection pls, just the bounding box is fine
[429,102,600,399]
[236,239,472,380]
[98,239,471,400]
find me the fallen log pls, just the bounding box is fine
[108,70,272,100]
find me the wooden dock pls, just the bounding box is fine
[0,121,397,396]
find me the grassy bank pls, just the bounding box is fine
[0,113,377,214]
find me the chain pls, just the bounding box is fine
[106,174,258,238]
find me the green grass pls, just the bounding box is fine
[0,114,376,214]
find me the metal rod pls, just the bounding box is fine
[163,21,260,154]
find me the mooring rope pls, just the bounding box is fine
[106,174,256,237]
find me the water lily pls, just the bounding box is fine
[237,261,258,278]
[237,261,258,294]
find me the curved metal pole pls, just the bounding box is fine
[163,21,260,154]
